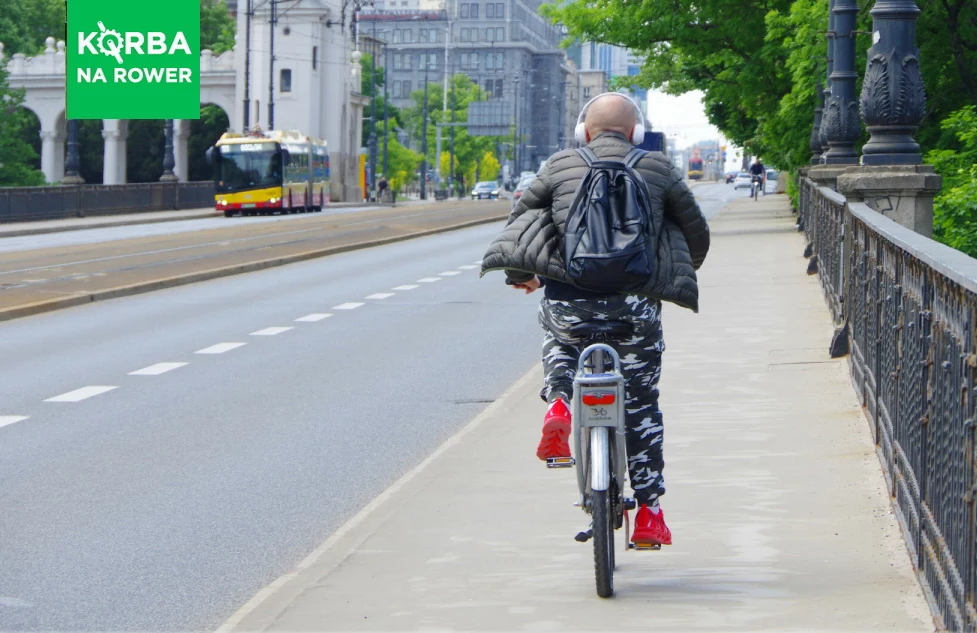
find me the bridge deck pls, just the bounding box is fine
[221,194,934,632]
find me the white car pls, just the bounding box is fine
[733,172,753,189]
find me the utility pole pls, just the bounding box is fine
[383,44,389,178]
[434,19,449,193]
[449,84,456,196]
[368,16,378,198]
[268,0,276,130]
[420,61,430,200]
[513,76,519,176]
[243,0,252,130]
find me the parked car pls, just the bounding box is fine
[512,175,535,201]
[471,181,500,200]
[733,172,753,189]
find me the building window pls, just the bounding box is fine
[487,3,495,17]
[484,79,493,95]
[420,29,428,42]
[496,3,504,17]
[486,52,494,68]
[471,3,479,17]
[392,81,401,98]
[312,46,318,70]
[403,80,411,95]
[403,29,413,43]
[460,3,469,17]
[425,52,438,68]
[495,52,504,67]
[429,29,439,42]
[471,28,479,42]
[393,29,401,43]
[460,28,470,42]
[494,78,503,98]
[280,69,292,93]
[583,86,591,99]
[495,27,504,41]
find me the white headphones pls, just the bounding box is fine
[574,92,646,146]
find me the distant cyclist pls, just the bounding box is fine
[749,157,766,195]
[481,93,710,547]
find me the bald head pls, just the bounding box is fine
[584,94,637,142]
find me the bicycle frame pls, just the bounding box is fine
[571,343,628,511]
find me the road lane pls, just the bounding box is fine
[0,222,542,631]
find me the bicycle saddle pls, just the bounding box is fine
[569,320,633,340]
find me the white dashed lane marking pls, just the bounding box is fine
[392,285,418,291]
[365,293,394,300]
[196,342,246,354]
[251,327,293,336]
[333,302,364,310]
[417,277,441,283]
[45,386,118,403]
[438,271,461,276]
[0,416,29,429]
[458,265,478,270]
[129,362,188,376]
[295,313,332,322]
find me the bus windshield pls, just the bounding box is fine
[216,144,282,193]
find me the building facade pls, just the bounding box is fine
[360,0,570,177]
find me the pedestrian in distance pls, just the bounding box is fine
[377,175,389,202]
[481,92,710,547]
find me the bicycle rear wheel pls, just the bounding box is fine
[590,425,614,598]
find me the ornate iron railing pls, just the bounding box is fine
[803,176,977,631]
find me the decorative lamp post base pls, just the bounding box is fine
[837,165,941,237]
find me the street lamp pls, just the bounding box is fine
[420,60,430,200]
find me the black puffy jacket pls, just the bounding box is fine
[480,132,710,311]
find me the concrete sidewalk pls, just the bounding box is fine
[221,194,933,632]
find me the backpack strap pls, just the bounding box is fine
[576,147,598,167]
[623,147,648,169]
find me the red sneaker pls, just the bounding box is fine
[536,399,571,460]
[631,504,672,546]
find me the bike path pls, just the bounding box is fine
[222,194,932,632]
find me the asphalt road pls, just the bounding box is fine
[0,182,737,631]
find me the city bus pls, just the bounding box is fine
[688,156,704,180]
[206,130,330,217]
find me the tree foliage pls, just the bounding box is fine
[0,68,44,186]
[200,0,237,54]
[0,0,65,55]
[926,106,977,256]
[401,74,504,189]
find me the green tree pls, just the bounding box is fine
[0,67,44,186]
[189,104,230,181]
[201,0,237,54]
[359,54,403,148]
[926,106,977,256]
[0,0,65,56]
[402,74,504,189]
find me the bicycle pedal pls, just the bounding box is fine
[546,456,575,469]
[575,529,593,543]
[629,542,662,551]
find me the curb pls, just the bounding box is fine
[0,213,507,324]
[0,202,395,239]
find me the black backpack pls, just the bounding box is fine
[562,147,655,293]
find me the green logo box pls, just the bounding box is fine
[66,0,200,119]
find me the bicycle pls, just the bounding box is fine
[546,319,658,598]
[751,174,763,200]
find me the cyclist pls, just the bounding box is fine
[481,93,710,547]
[749,157,766,196]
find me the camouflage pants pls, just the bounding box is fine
[538,295,666,505]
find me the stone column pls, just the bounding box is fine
[102,121,121,185]
[40,130,58,184]
[174,119,190,182]
[821,0,861,164]
[62,120,85,185]
[836,0,941,237]
[159,119,178,182]
[117,120,128,184]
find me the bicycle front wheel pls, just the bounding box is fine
[592,487,614,597]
